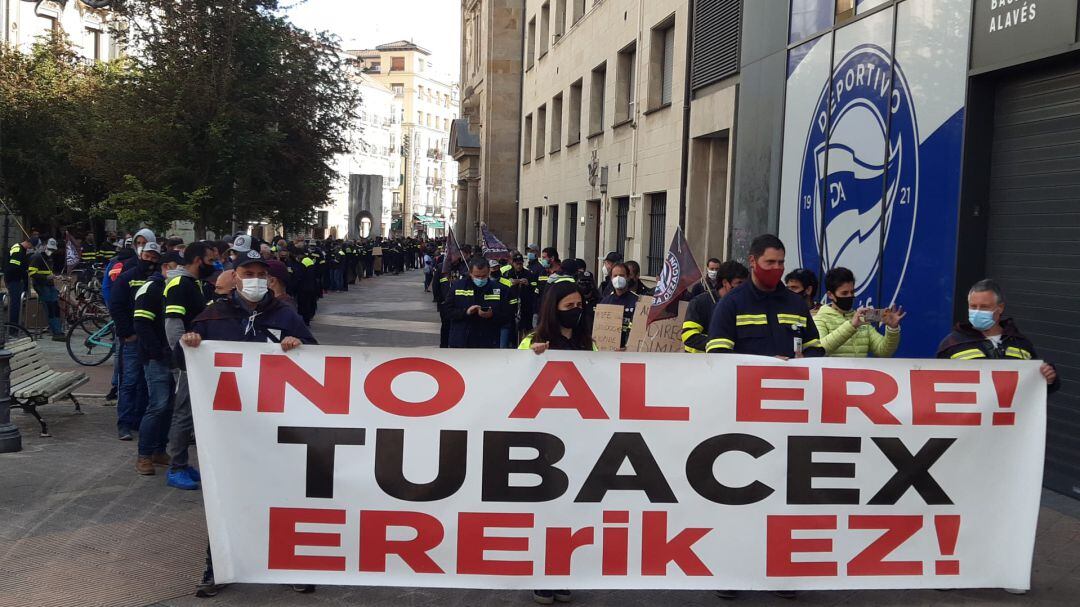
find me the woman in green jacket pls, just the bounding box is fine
[814,267,905,357]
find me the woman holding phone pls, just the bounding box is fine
[814,267,905,357]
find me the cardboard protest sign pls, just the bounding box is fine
[591,304,624,351]
[186,342,1047,591]
[625,294,688,352]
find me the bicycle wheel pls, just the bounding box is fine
[66,316,115,366]
[3,323,34,344]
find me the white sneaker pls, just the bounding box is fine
[1004,588,1028,595]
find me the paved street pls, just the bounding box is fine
[2,270,1079,607]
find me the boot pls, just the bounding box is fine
[136,456,156,475]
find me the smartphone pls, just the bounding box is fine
[863,308,884,324]
[481,306,492,313]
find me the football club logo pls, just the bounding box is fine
[797,44,918,305]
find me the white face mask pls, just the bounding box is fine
[238,278,268,302]
[612,276,628,291]
[707,269,719,281]
[135,246,144,256]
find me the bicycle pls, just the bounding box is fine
[66,312,115,366]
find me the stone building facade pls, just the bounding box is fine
[2,0,117,61]
[453,0,525,247]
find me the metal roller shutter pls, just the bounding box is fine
[986,60,1080,498]
[692,0,741,91]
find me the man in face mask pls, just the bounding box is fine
[446,256,511,348]
[688,258,723,299]
[705,234,825,362]
[599,251,624,299]
[109,242,163,440]
[179,248,316,597]
[937,279,1059,390]
[683,260,748,354]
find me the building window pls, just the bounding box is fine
[615,42,636,125]
[418,111,424,124]
[536,104,547,160]
[550,204,560,251]
[391,56,405,71]
[647,193,668,276]
[614,197,629,258]
[522,210,530,248]
[317,211,329,230]
[649,18,676,109]
[554,0,567,41]
[567,203,578,259]
[418,85,425,99]
[370,61,381,72]
[527,17,536,68]
[86,27,103,61]
[568,79,583,145]
[836,0,856,22]
[572,0,586,24]
[523,113,534,165]
[589,62,606,136]
[539,2,551,57]
[534,207,544,247]
[392,83,404,97]
[550,93,563,153]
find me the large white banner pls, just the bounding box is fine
[185,342,1046,591]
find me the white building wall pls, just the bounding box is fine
[4,0,117,61]
[325,74,401,239]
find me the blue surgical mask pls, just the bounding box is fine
[527,252,537,261]
[540,259,550,269]
[968,309,996,331]
[473,277,488,288]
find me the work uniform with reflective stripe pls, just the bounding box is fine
[446,276,511,348]
[682,289,719,353]
[109,263,156,340]
[164,274,208,329]
[706,282,825,357]
[4,243,28,284]
[134,275,170,362]
[27,251,55,291]
[936,318,1060,394]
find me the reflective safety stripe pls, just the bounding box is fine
[9,245,20,254]
[28,268,51,276]
[684,345,705,354]
[134,282,153,298]
[499,278,513,288]
[483,294,501,301]
[802,339,821,349]
[439,277,449,283]
[134,310,157,320]
[8,259,20,266]
[510,298,520,305]
[777,313,807,326]
[454,290,474,296]
[950,348,986,360]
[1005,347,1032,360]
[165,305,187,315]
[164,276,184,296]
[706,338,735,351]
[681,321,705,340]
[735,314,767,326]
[301,257,315,267]
[130,280,147,288]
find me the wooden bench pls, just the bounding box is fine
[8,338,88,437]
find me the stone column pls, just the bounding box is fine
[466,177,481,247]
[457,179,471,242]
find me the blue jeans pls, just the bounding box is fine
[424,271,434,290]
[500,324,514,349]
[7,280,24,325]
[139,359,174,456]
[117,339,148,433]
[35,284,63,336]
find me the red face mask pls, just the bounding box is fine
[753,264,784,291]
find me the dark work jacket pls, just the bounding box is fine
[937,317,1059,393]
[109,262,157,339]
[706,282,825,357]
[446,276,510,348]
[190,292,316,345]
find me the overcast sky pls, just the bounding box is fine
[282,0,462,80]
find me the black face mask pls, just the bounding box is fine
[197,262,215,280]
[834,295,855,312]
[557,308,583,329]
[139,259,159,274]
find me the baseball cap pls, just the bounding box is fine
[45,238,58,251]
[142,242,162,256]
[560,259,582,275]
[488,259,500,269]
[527,243,539,251]
[162,251,184,265]
[604,251,623,263]
[511,252,524,262]
[230,235,253,253]
[265,259,290,284]
[235,249,268,269]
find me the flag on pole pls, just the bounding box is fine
[64,231,81,273]
[480,223,510,261]
[647,226,702,326]
[441,226,463,275]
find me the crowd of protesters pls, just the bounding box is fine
[5,226,1060,603]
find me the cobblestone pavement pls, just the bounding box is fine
[2,270,1078,607]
